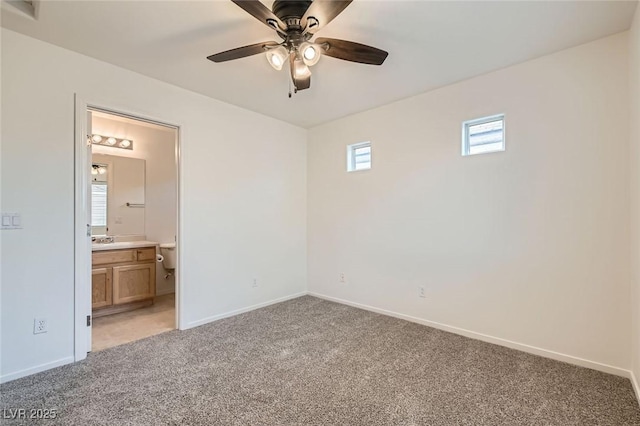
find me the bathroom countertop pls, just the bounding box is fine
[92,240,159,251]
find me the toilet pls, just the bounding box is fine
[159,243,177,277]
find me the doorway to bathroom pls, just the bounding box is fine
[75,101,181,357]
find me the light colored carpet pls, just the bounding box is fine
[92,293,175,352]
[1,296,638,425]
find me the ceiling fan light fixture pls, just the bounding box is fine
[207,0,388,95]
[294,60,311,78]
[266,46,288,71]
[300,42,320,66]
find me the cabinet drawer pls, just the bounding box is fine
[135,247,156,262]
[92,249,135,265]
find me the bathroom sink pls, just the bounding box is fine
[92,240,159,251]
[93,236,115,244]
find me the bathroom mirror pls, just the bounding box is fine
[91,153,146,236]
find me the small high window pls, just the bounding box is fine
[347,142,371,172]
[462,114,505,156]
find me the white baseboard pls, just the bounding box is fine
[0,356,75,384]
[184,291,308,329]
[3,292,635,398]
[631,371,640,404]
[156,288,175,297]
[308,292,631,378]
[2,293,306,383]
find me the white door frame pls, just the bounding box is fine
[74,94,184,361]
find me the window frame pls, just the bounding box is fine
[91,181,108,236]
[462,113,506,156]
[347,141,372,172]
[91,160,110,236]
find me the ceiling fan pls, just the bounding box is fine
[207,0,388,95]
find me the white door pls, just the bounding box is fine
[86,110,93,352]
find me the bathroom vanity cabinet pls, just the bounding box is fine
[91,246,156,317]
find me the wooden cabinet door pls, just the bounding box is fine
[112,263,156,305]
[92,267,113,309]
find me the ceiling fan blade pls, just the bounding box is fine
[315,37,388,65]
[290,53,311,91]
[231,0,286,33]
[300,0,352,34]
[207,41,280,63]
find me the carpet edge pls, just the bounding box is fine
[308,291,631,379]
[184,291,308,329]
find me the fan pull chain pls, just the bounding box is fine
[288,76,292,98]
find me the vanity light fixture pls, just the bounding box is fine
[90,134,134,151]
[92,164,107,175]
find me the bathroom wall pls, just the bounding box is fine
[93,115,178,295]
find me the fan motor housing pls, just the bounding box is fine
[272,0,312,23]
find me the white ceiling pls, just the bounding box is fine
[2,0,637,128]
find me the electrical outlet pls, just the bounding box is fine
[252,278,258,288]
[339,273,346,284]
[419,286,426,298]
[33,317,48,334]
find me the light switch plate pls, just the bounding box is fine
[1,213,22,230]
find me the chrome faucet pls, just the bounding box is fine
[92,236,115,244]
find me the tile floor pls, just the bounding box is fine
[91,293,175,352]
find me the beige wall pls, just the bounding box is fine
[93,115,178,295]
[630,6,640,392]
[307,33,631,373]
[1,29,307,382]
